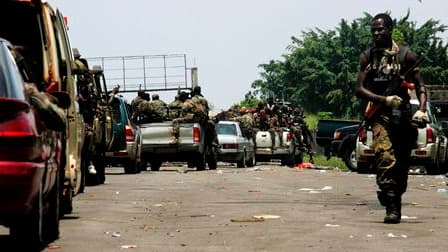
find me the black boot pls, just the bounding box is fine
[383,191,401,224]
[377,191,386,206]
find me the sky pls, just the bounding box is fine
[49,0,447,111]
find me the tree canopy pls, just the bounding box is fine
[249,12,448,119]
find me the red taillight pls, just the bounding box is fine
[223,143,238,149]
[193,126,201,143]
[426,128,435,143]
[0,112,37,137]
[125,125,134,142]
[358,127,366,141]
[287,132,293,141]
[333,131,341,140]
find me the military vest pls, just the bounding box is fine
[364,45,409,100]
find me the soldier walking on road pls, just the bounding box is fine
[356,13,428,224]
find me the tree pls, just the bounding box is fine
[251,12,448,118]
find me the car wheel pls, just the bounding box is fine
[246,152,255,167]
[425,144,441,175]
[61,185,73,215]
[150,160,162,171]
[343,144,358,172]
[124,159,139,174]
[43,169,60,242]
[206,146,218,170]
[11,183,44,250]
[237,151,246,168]
[195,152,206,171]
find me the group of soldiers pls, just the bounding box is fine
[131,86,214,144]
[218,97,315,163]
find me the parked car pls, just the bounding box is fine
[356,99,448,174]
[216,121,255,167]
[104,96,142,174]
[0,38,63,249]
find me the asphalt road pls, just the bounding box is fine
[2,163,448,252]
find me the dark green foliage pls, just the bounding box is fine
[251,12,448,118]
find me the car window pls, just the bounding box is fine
[111,98,122,122]
[0,41,25,99]
[434,103,448,122]
[216,124,237,135]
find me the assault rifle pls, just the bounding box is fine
[363,54,430,120]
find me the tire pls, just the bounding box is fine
[43,170,60,242]
[237,151,246,168]
[150,160,162,171]
[61,185,73,215]
[11,183,44,250]
[124,159,139,174]
[195,152,206,171]
[246,152,255,167]
[343,144,358,172]
[425,141,442,175]
[206,147,218,170]
[87,153,106,186]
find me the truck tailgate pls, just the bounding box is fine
[140,122,196,145]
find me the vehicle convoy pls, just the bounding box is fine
[76,65,116,185]
[216,121,255,168]
[315,119,361,157]
[0,0,85,216]
[0,38,64,249]
[356,99,448,174]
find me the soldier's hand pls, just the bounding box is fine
[385,95,402,109]
[412,110,429,122]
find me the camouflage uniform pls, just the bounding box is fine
[168,97,184,119]
[235,111,254,139]
[172,98,203,143]
[150,97,168,121]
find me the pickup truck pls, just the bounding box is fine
[356,99,448,174]
[139,120,217,171]
[315,119,360,157]
[255,128,300,166]
[329,124,360,171]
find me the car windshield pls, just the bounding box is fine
[216,123,237,135]
[433,103,448,122]
[0,39,25,99]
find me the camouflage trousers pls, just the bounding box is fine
[371,115,417,195]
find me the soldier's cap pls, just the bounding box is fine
[152,93,159,100]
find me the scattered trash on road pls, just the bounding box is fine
[253,215,281,220]
[366,234,373,238]
[231,217,265,223]
[325,224,340,227]
[298,186,333,192]
[401,215,418,220]
[121,245,137,249]
[216,170,223,174]
[248,189,261,193]
[437,188,448,193]
[295,162,313,169]
[387,233,408,238]
[112,232,121,237]
[153,204,163,207]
